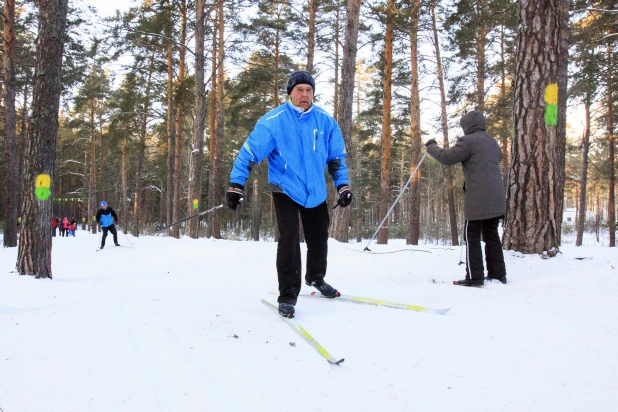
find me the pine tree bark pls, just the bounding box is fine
[88,96,97,234]
[212,1,225,238]
[251,178,261,241]
[172,0,187,238]
[377,0,395,245]
[406,0,422,246]
[307,0,317,74]
[121,136,128,234]
[206,15,217,239]
[187,0,206,239]
[575,94,591,247]
[165,1,175,229]
[333,5,340,121]
[331,0,361,242]
[500,24,509,188]
[607,43,615,247]
[431,1,459,246]
[16,0,69,278]
[3,0,18,247]
[503,0,569,255]
[134,51,154,237]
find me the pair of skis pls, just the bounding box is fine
[263,292,450,364]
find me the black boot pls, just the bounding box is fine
[453,278,484,287]
[278,302,295,318]
[486,275,507,284]
[306,279,340,298]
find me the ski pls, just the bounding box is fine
[261,299,344,365]
[298,292,450,315]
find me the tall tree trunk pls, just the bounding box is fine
[187,0,206,239]
[333,5,340,121]
[3,0,18,247]
[406,0,422,246]
[98,105,104,203]
[431,1,459,246]
[88,97,97,234]
[307,0,317,73]
[251,178,261,241]
[16,0,69,278]
[355,77,362,242]
[274,22,280,107]
[477,16,486,111]
[377,0,395,245]
[500,24,509,187]
[18,83,28,221]
[134,51,154,237]
[206,14,218,238]
[121,136,128,235]
[575,94,591,247]
[165,3,175,228]
[331,0,361,242]
[607,42,615,247]
[172,0,187,238]
[503,0,569,255]
[210,0,225,238]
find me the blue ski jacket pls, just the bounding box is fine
[230,101,349,208]
[96,207,118,228]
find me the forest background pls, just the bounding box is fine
[1,0,617,265]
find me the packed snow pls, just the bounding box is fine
[1,228,617,411]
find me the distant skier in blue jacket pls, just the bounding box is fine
[227,70,353,318]
[96,201,119,249]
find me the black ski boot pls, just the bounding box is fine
[100,245,104,249]
[453,278,484,287]
[115,243,120,246]
[306,279,340,298]
[278,302,295,318]
[486,275,507,284]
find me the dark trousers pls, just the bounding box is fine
[273,193,329,305]
[464,217,507,280]
[101,224,118,247]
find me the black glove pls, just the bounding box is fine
[425,139,437,147]
[337,185,353,208]
[226,183,244,211]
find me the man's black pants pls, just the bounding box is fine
[273,193,329,305]
[101,224,118,247]
[464,217,506,280]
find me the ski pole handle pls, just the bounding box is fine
[155,203,226,232]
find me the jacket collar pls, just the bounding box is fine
[287,99,314,116]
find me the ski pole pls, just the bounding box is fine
[120,227,134,246]
[363,152,428,252]
[458,244,465,265]
[155,203,226,232]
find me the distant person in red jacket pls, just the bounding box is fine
[52,217,58,237]
[70,218,77,237]
[61,217,69,237]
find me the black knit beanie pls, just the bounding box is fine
[286,70,315,95]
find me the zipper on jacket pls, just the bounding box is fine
[313,129,317,151]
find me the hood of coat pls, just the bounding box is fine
[460,110,486,135]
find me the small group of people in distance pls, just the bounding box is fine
[52,216,77,237]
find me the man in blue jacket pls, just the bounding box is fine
[226,70,353,318]
[96,201,119,249]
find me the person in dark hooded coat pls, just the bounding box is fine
[425,110,507,286]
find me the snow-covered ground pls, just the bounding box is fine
[1,229,617,412]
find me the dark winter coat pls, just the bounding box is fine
[96,207,118,228]
[426,110,506,221]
